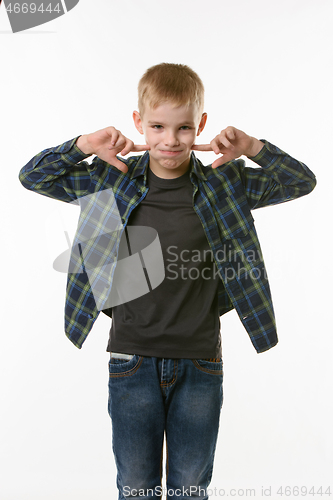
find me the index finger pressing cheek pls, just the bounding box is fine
[133,144,151,152]
[191,144,212,151]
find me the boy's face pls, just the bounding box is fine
[133,102,207,179]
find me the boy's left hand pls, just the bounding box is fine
[192,126,264,169]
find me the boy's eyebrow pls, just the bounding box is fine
[147,120,195,125]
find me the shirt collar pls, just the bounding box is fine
[190,151,208,181]
[130,151,208,183]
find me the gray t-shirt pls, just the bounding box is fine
[104,165,221,358]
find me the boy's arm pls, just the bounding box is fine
[19,126,150,203]
[19,136,95,203]
[193,126,316,209]
[240,139,316,209]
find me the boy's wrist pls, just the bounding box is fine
[246,138,265,158]
[76,135,94,155]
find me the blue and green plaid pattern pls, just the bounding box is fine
[19,137,316,353]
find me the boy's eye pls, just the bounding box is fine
[152,125,191,130]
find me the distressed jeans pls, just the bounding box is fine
[108,355,223,499]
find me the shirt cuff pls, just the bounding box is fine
[51,136,93,165]
[247,139,288,166]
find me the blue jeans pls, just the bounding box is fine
[108,355,223,499]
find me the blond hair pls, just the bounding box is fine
[138,63,204,118]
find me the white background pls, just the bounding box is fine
[0,0,332,499]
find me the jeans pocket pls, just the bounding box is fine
[108,354,143,378]
[191,358,223,375]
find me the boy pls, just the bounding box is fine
[19,63,316,499]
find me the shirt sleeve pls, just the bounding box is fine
[239,140,317,210]
[18,136,96,204]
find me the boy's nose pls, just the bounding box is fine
[164,133,179,147]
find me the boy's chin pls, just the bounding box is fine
[159,158,182,169]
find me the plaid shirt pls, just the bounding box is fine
[19,137,316,353]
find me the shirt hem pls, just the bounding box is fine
[106,343,222,359]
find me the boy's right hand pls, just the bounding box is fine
[76,126,150,173]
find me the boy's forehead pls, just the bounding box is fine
[144,102,200,123]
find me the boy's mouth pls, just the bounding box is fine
[159,150,183,156]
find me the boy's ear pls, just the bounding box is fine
[197,113,208,136]
[133,111,144,135]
